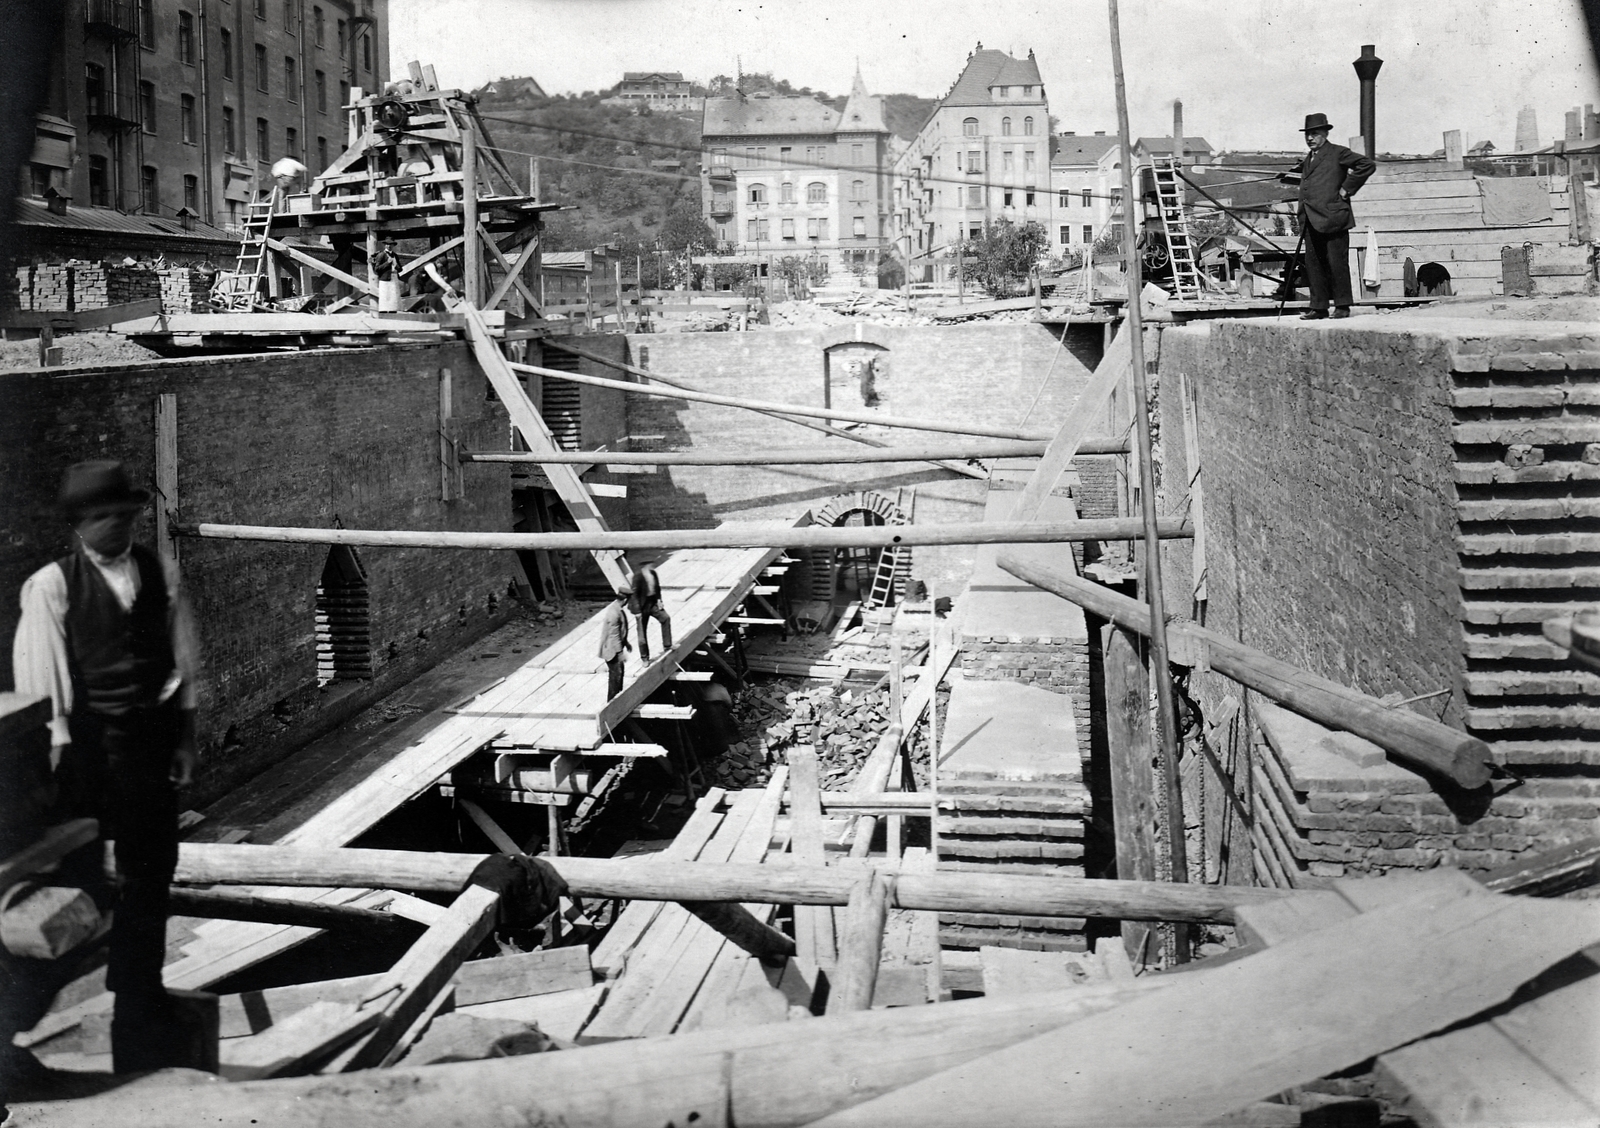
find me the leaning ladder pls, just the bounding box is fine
[864,487,914,611]
[213,197,275,310]
[1150,156,1203,301]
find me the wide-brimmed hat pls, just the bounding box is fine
[1302,112,1333,134]
[58,460,150,515]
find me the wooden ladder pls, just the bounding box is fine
[455,301,631,591]
[213,197,275,310]
[864,487,913,611]
[1151,156,1203,301]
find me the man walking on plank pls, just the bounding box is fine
[1280,112,1376,319]
[600,586,632,700]
[11,461,206,1072]
[628,561,672,664]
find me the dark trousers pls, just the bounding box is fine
[57,704,180,1064]
[1303,224,1353,311]
[634,599,673,661]
[605,654,625,700]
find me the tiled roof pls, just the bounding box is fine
[702,94,839,137]
[622,72,685,83]
[943,49,1042,107]
[1052,134,1120,166]
[837,69,888,134]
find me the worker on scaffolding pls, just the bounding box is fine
[11,461,205,1072]
[600,586,632,700]
[1279,112,1376,319]
[629,561,673,664]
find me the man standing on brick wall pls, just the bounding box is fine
[629,561,672,664]
[1280,112,1376,319]
[599,586,632,699]
[11,461,206,1072]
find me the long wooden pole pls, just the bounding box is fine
[462,439,1130,465]
[996,552,1494,789]
[177,518,1194,553]
[462,125,482,306]
[1108,0,1190,958]
[828,871,893,1013]
[508,359,1058,442]
[172,844,1301,924]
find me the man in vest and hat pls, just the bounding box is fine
[1280,112,1377,319]
[11,461,202,1072]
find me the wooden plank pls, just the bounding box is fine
[827,870,893,1013]
[218,1000,380,1080]
[265,238,377,295]
[467,441,1129,465]
[789,747,835,967]
[806,889,1600,1128]
[1102,625,1158,963]
[154,393,180,568]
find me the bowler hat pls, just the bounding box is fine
[57,460,150,515]
[1302,112,1333,133]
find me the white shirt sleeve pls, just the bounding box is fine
[12,563,73,748]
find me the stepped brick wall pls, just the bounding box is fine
[0,342,513,804]
[1157,315,1600,883]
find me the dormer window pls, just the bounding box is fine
[997,85,1010,97]
[1023,85,1034,96]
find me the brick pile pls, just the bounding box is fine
[27,264,73,311]
[159,266,215,313]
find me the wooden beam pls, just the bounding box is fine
[0,819,98,896]
[462,127,482,305]
[1103,625,1158,965]
[154,393,180,568]
[464,440,1127,464]
[998,553,1494,789]
[827,870,893,1014]
[218,1000,380,1081]
[789,745,835,966]
[481,224,541,311]
[679,900,796,964]
[264,238,377,296]
[181,518,1192,553]
[168,887,409,932]
[510,360,1058,442]
[173,843,1305,924]
[397,235,465,279]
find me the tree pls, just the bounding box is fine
[659,204,715,257]
[957,219,1051,297]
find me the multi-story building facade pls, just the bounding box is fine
[605,72,700,113]
[1048,131,1118,258]
[23,0,389,232]
[700,71,892,284]
[892,46,1050,283]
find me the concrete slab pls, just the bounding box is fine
[941,678,1079,781]
[964,491,1088,642]
[1254,701,1430,793]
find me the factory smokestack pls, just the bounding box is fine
[1173,99,1184,164]
[1352,44,1382,159]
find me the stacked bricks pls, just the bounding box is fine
[936,678,1090,951]
[28,264,73,311]
[1250,701,1600,886]
[159,266,214,313]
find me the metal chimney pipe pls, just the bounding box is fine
[1353,44,1382,159]
[1173,99,1184,163]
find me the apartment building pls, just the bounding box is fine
[1048,131,1119,258]
[605,72,700,113]
[700,70,892,283]
[891,45,1051,283]
[23,0,389,233]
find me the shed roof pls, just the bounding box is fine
[702,94,839,138]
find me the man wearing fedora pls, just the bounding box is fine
[11,461,203,1072]
[1281,112,1377,319]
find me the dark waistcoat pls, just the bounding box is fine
[60,545,175,716]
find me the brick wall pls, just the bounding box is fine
[0,342,513,802]
[622,322,1107,593]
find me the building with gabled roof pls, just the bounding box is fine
[891,45,1053,283]
[1048,131,1121,256]
[605,71,699,112]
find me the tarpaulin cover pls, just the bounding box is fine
[1479,177,1554,226]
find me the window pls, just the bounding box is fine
[851,179,866,201]
[85,63,106,115]
[1081,189,1091,207]
[1023,86,1034,96]
[781,217,795,240]
[1059,190,1069,207]
[748,183,766,204]
[814,144,827,164]
[780,146,791,163]
[1003,189,1013,206]
[315,70,326,112]
[139,0,154,47]
[254,0,265,18]
[28,165,50,198]
[962,117,978,137]
[181,94,196,142]
[818,218,829,240]
[1111,188,1123,209]
[1025,116,1036,136]
[222,105,236,152]
[337,18,346,57]
[220,27,233,77]
[1059,225,1070,244]
[313,5,324,44]
[1083,225,1094,243]
[969,223,982,240]
[178,11,195,63]
[1025,190,1036,206]
[852,216,866,238]
[339,79,349,107]
[746,219,758,241]
[966,185,982,207]
[852,143,863,164]
[89,156,108,206]
[140,80,157,132]
[712,148,728,167]
[998,85,1009,97]
[1002,151,1014,173]
[1001,117,1012,136]
[806,217,819,239]
[256,116,269,159]
[780,181,794,203]
[806,181,826,203]
[183,174,198,211]
[966,150,981,173]
[757,146,767,164]
[281,0,293,30]
[756,218,769,239]
[317,136,327,169]
[255,43,268,91]
[141,166,158,213]
[1024,150,1036,173]
[744,146,755,165]
[285,56,297,101]
[362,32,370,71]
[286,125,298,156]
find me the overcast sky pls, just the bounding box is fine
[392,0,1600,153]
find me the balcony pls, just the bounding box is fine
[707,164,734,181]
[84,0,139,39]
[85,91,140,132]
[709,199,734,217]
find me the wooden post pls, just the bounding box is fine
[886,635,904,861]
[928,617,941,863]
[154,393,180,567]
[1103,625,1158,965]
[1443,129,1464,169]
[462,126,482,306]
[529,156,539,201]
[1109,0,1189,963]
[827,870,893,1013]
[788,746,835,966]
[437,367,459,502]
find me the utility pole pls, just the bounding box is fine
[1108,0,1190,962]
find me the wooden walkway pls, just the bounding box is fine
[20,536,789,1049]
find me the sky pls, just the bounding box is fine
[391,0,1600,154]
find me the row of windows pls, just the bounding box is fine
[1058,189,1094,208]
[138,0,372,72]
[957,186,1040,208]
[962,115,1035,137]
[745,181,867,204]
[958,148,1039,174]
[1059,225,1097,244]
[745,216,871,241]
[710,143,871,168]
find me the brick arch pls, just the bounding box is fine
[813,489,906,527]
[816,324,897,352]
